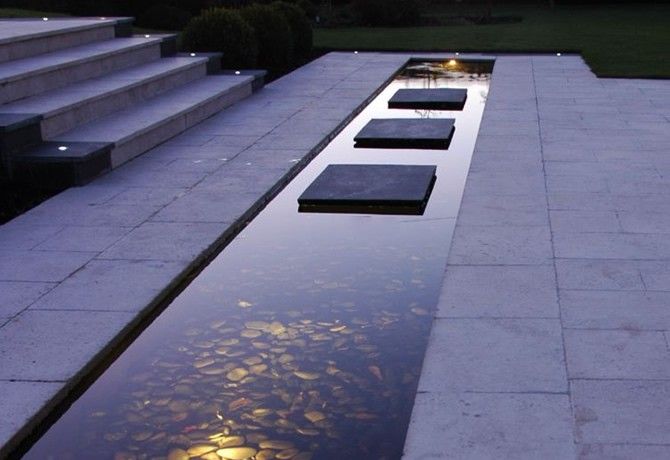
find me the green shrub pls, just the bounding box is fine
[137,5,191,31]
[181,7,258,69]
[240,4,294,74]
[285,0,318,19]
[353,0,422,27]
[271,1,313,62]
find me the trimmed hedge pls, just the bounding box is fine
[137,5,191,31]
[353,0,422,27]
[271,1,313,62]
[240,4,294,74]
[181,8,258,69]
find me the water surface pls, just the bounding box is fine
[25,60,491,460]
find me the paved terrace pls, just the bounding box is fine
[0,52,669,458]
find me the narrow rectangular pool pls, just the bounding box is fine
[23,58,492,460]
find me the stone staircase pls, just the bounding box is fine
[0,17,260,187]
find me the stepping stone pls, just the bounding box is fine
[298,164,437,215]
[354,118,455,149]
[388,88,467,110]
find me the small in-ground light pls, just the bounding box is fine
[42,17,49,21]
[58,146,68,151]
[235,71,241,75]
[556,52,562,56]
[144,34,151,38]
[190,53,196,57]
[455,52,460,56]
[354,51,359,54]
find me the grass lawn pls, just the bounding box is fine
[315,3,670,78]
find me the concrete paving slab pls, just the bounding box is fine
[0,309,135,381]
[578,444,670,460]
[555,259,646,291]
[0,281,55,319]
[33,225,131,252]
[418,318,567,393]
[0,381,62,450]
[29,259,185,312]
[456,193,548,227]
[572,380,670,445]
[554,232,670,260]
[449,225,553,265]
[565,329,670,379]
[561,290,670,330]
[436,265,559,318]
[99,221,224,261]
[404,392,574,460]
[549,210,621,233]
[0,249,93,282]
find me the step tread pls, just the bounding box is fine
[1,57,209,118]
[0,18,120,45]
[56,75,253,145]
[0,36,163,83]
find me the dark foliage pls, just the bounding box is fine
[181,7,258,68]
[271,1,313,61]
[137,4,191,30]
[240,3,293,73]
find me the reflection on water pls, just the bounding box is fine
[24,60,492,460]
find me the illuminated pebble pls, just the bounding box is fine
[217,436,245,448]
[215,447,258,459]
[259,440,294,450]
[186,444,217,456]
[166,449,189,460]
[226,367,249,381]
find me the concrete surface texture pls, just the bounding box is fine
[0,50,409,456]
[0,49,668,459]
[403,55,670,459]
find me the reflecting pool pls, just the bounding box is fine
[24,59,492,460]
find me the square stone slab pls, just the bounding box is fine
[388,88,467,110]
[298,164,437,215]
[354,118,455,149]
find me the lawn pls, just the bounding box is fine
[314,3,670,78]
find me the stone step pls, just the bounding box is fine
[2,56,214,139]
[49,74,254,172]
[0,17,132,64]
[0,35,169,105]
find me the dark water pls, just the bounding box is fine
[24,60,491,460]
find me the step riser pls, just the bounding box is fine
[0,25,116,64]
[111,83,252,168]
[41,63,208,139]
[0,43,161,105]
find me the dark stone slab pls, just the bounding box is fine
[159,35,178,57]
[13,141,113,187]
[114,18,134,38]
[221,69,267,92]
[0,113,42,174]
[177,52,223,75]
[298,164,437,215]
[388,88,467,110]
[354,118,455,150]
